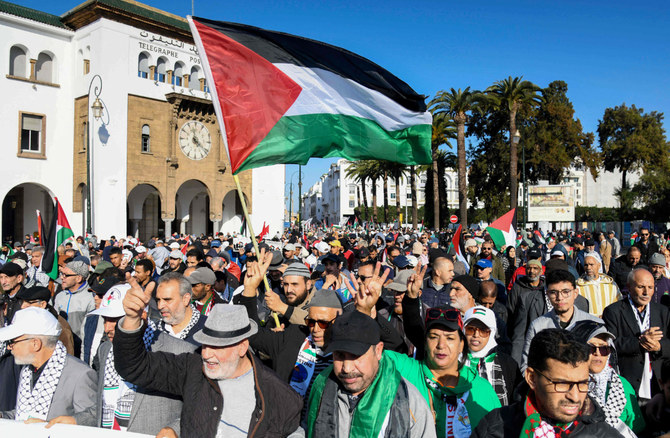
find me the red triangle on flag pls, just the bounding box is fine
[192,19,303,173]
[488,208,516,231]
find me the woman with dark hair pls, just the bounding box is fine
[385,304,501,437]
[570,320,644,437]
[500,246,520,286]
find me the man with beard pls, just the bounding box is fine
[608,246,642,293]
[472,241,505,282]
[163,250,186,275]
[113,277,303,437]
[507,259,544,331]
[185,267,223,316]
[576,252,622,317]
[648,253,670,305]
[315,253,352,304]
[153,272,206,345]
[634,227,660,265]
[263,263,313,325]
[472,329,622,437]
[306,310,435,438]
[521,269,602,371]
[1,262,26,326]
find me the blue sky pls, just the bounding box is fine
[18,0,670,211]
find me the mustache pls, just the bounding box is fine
[337,371,363,380]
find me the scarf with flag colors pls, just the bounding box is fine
[452,224,470,274]
[187,17,432,174]
[40,198,74,280]
[486,208,517,251]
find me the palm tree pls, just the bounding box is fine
[486,76,541,211]
[409,165,418,229]
[345,161,370,220]
[428,112,456,228]
[382,161,407,223]
[430,87,484,227]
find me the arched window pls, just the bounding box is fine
[137,52,149,78]
[173,62,184,86]
[189,66,199,90]
[35,52,53,83]
[155,57,167,82]
[141,124,150,152]
[9,46,27,77]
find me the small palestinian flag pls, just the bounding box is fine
[533,230,546,246]
[486,208,517,251]
[40,198,74,280]
[188,17,432,174]
[452,224,469,274]
[473,308,488,316]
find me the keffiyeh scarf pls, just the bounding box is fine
[590,366,636,438]
[147,304,200,340]
[520,394,578,437]
[16,341,67,421]
[465,352,508,405]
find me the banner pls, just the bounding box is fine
[527,185,575,222]
[0,419,150,437]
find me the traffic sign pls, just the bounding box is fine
[450,215,458,224]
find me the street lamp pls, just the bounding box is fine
[511,129,525,228]
[86,74,103,235]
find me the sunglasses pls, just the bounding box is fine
[588,344,612,356]
[464,325,491,337]
[60,272,79,277]
[425,308,463,329]
[7,337,34,347]
[305,317,336,330]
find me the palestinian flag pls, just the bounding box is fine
[40,198,74,280]
[452,224,469,274]
[36,210,46,246]
[188,17,432,174]
[533,229,546,246]
[240,216,247,236]
[486,208,517,251]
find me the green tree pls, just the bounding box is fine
[598,104,667,217]
[345,160,370,220]
[428,112,456,228]
[430,87,484,227]
[486,76,541,211]
[523,81,600,184]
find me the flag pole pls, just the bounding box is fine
[233,174,281,327]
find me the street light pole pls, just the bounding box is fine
[512,129,523,228]
[86,75,103,236]
[298,165,302,230]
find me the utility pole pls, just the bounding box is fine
[289,181,293,226]
[298,165,302,230]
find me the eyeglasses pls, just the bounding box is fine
[588,344,611,356]
[464,325,491,337]
[534,369,590,393]
[425,308,463,327]
[546,288,573,298]
[60,272,78,278]
[356,274,372,282]
[7,337,34,348]
[305,317,336,330]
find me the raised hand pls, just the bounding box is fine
[407,263,427,299]
[121,275,151,330]
[243,248,272,296]
[264,289,288,315]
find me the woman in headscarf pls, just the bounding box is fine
[462,306,521,406]
[570,320,645,437]
[500,246,519,287]
[385,300,501,437]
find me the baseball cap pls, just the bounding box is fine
[476,259,493,269]
[358,247,370,259]
[169,242,180,250]
[135,245,147,254]
[463,306,497,332]
[315,241,330,254]
[211,240,222,248]
[186,267,216,285]
[386,270,413,293]
[169,249,184,259]
[527,247,542,260]
[321,253,340,264]
[393,255,410,269]
[325,311,380,356]
[330,240,342,248]
[570,320,616,345]
[465,238,477,248]
[88,283,131,318]
[283,243,296,251]
[0,307,62,341]
[93,261,113,275]
[572,237,584,245]
[406,255,418,268]
[89,276,121,296]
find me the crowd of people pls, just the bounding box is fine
[0,225,669,437]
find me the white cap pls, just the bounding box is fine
[0,307,62,341]
[315,241,330,254]
[88,283,131,318]
[406,255,418,267]
[463,305,497,332]
[169,242,180,249]
[135,245,147,254]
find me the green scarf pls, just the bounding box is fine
[422,363,475,438]
[520,394,579,437]
[307,354,400,437]
[465,352,496,378]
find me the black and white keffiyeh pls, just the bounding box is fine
[16,341,67,421]
[147,304,200,340]
[590,365,635,437]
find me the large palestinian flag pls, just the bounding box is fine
[188,17,432,174]
[486,208,517,251]
[40,198,74,280]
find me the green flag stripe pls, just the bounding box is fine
[235,113,431,173]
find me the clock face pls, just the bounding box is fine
[179,121,211,160]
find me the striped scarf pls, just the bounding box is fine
[16,341,67,421]
[147,304,200,340]
[520,394,578,437]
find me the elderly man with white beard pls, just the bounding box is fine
[576,251,622,318]
[112,276,303,438]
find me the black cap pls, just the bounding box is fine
[321,253,340,264]
[572,237,584,245]
[16,286,51,302]
[452,274,479,298]
[425,305,463,332]
[326,311,380,356]
[0,262,23,277]
[584,238,595,246]
[268,251,284,269]
[358,247,370,259]
[89,276,120,296]
[527,247,542,260]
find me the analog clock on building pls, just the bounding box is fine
[179,121,211,160]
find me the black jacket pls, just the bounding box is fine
[603,299,670,394]
[511,290,589,364]
[506,277,545,335]
[607,255,638,292]
[113,320,302,438]
[238,295,406,381]
[471,395,623,437]
[634,239,660,265]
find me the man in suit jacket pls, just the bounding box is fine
[92,282,197,434]
[603,268,670,400]
[0,307,96,425]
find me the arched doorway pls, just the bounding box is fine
[127,184,163,242]
[2,183,54,244]
[175,180,211,236]
[221,189,247,234]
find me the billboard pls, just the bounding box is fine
[527,185,575,222]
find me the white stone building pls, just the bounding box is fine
[0,0,284,243]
